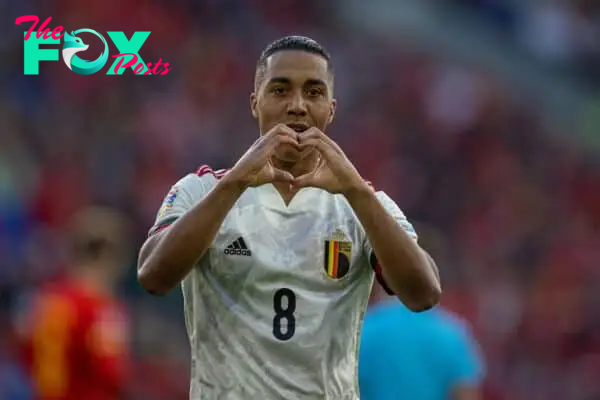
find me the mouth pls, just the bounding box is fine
[286,123,310,133]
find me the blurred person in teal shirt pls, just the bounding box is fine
[359,287,485,400]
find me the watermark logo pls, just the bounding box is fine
[15,15,171,75]
[62,30,109,75]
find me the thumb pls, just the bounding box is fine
[270,167,294,183]
[293,172,318,188]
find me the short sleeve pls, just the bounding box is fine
[363,191,418,294]
[147,172,209,237]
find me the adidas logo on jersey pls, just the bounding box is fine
[224,237,252,256]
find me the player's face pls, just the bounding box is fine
[251,51,336,162]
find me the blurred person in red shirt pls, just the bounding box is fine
[17,206,132,400]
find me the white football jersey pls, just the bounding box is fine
[148,165,419,400]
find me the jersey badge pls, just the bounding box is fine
[323,230,352,279]
[158,187,179,217]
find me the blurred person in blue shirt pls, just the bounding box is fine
[0,310,32,400]
[359,285,485,400]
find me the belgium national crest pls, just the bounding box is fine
[324,230,352,279]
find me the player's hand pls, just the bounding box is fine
[227,124,300,189]
[293,128,370,196]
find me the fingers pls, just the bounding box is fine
[275,135,302,150]
[299,127,339,147]
[297,137,325,150]
[292,173,316,188]
[293,172,327,190]
[293,159,325,188]
[297,136,336,160]
[298,127,323,140]
[263,124,301,152]
[297,127,343,157]
[270,167,295,183]
[271,123,298,137]
[265,123,298,141]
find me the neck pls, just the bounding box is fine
[71,263,114,295]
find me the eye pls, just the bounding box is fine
[270,86,286,95]
[307,87,324,97]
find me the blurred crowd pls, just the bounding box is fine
[1,0,599,399]
[451,0,600,85]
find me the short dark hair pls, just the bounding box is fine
[255,35,333,89]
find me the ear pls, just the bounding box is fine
[328,98,337,124]
[250,92,258,119]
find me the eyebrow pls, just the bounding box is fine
[266,77,328,87]
[305,78,327,87]
[266,77,291,85]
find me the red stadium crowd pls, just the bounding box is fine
[1,1,599,399]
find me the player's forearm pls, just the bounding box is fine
[138,177,245,295]
[345,186,441,311]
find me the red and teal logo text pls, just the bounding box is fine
[15,15,172,75]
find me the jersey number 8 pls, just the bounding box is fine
[272,288,296,341]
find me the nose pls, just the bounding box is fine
[287,91,307,117]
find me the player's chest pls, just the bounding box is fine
[207,202,366,288]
